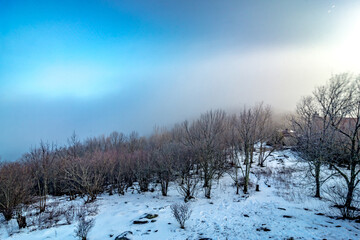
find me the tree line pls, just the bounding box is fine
[0,104,280,225]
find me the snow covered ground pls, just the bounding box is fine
[1,150,359,240]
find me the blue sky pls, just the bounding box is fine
[1,0,360,161]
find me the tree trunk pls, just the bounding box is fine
[161,179,168,196]
[204,179,212,199]
[344,161,356,217]
[2,209,13,221]
[243,148,250,194]
[345,181,354,212]
[258,143,264,166]
[236,180,239,195]
[314,161,321,198]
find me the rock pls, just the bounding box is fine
[151,220,156,223]
[144,213,158,219]
[115,237,130,240]
[133,220,148,224]
[256,227,271,232]
[115,231,133,240]
[315,213,325,216]
[199,238,212,240]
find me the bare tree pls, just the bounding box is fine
[255,105,275,167]
[234,104,267,194]
[25,141,57,212]
[295,73,360,217]
[321,74,360,217]
[292,96,336,198]
[225,114,243,194]
[0,162,30,221]
[114,151,134,195]
[149,128,178,196]
[132,149,152,192]
[64,151,105,203]
[180,110,227,198]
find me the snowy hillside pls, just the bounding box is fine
[1,150,359,240]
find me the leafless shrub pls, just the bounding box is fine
[324,181,360,219]
[26,201,78,230]
[260,167,273,187]
[253,167,273,191]
[273,166,296,188]
[170,203,192,229]
[84,203,98,217]
[272,166,308,203]
[75,206,95,240]
[177,175,199,202]
[63,207,75,224]
[236,176,254,189]
[32,210,61,229]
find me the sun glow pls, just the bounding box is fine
[333,9,360,72]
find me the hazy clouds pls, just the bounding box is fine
[1,0,360,160]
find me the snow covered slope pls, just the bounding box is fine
[1,150,359,240]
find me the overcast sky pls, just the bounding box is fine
[1,0,360,161]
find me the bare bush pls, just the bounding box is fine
[273,166,309,203]
[64,204,76,224]
[177,175,199,202]
[84,203,98,217]
[324,181,360,219]
[75,206,95,240]
[170,203,192,229]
